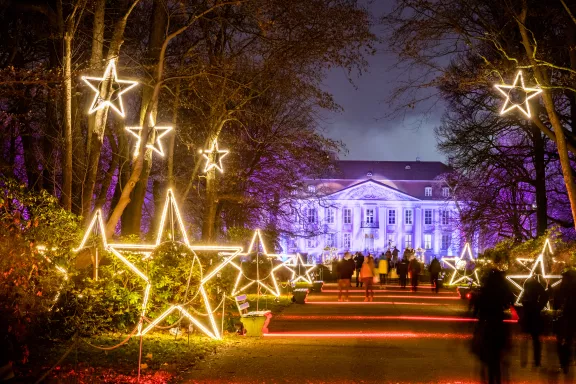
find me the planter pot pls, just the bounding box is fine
[240,313,272,337]
[293,288,309,304]
[456,286,471,299]
[312,281,324,292]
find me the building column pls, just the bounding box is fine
[434,209,441,255]
[353,204,362,251]
[378,205,386,252]
[414,207,422,249]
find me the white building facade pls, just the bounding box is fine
[284,161,469,263]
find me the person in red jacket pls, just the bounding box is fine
[337,252,356,301]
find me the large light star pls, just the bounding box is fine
[507,254,562,307]
[82,59,138,117]
[200,140,229,173]
[284,253,316,285]
[442,243,479,286]
[126,113,173,158]
[230,229,289,297]
[494,71,542,118]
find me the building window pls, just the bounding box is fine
[366,208,374,224]
[425,187,432,197]
[307,208,317,224]
[424,209,433,225]
[442,187,450,197]
[343,233,351,249]
[307,185,316,193]
[405,234,412,248]
[325,208,334,224]
[405,209,413,225]
[441,234,451,250]
[388,209,396,225]
[326,233,336,247]
[424,234,432,249]
[307,238,317,248]
[441,210,450,225]
[343,208,352,224]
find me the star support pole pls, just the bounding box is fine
[126,113,173,158]
[494,71,542,118]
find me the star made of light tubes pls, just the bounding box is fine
[126,113,173,158]
[230,229,290,297]
[515,238,554,271]
[200,140,229,173]
[36,245,69,310]
[442,243,480,286]
[494,71,542,118]
[284,253,316,285]
[104,189,242,339]
[82,59,138,118]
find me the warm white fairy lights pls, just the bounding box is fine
[230,229,289,297]
[494,71,542,118]
[36,245,68,309]
[442,243,480,286]
[200,140,229,173]
[82,59,138,117]
[283,253,316,285]
[126,113,173,158]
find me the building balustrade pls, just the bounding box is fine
[361,221,379,228]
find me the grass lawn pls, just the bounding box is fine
[18,293,293,383]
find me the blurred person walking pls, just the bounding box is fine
[378,255,389,287]
[353,252,365,288]
[429,256,442,293]
[360,255,375,301]
[337,252,356,302]
[397,258,409,289]
[409,257,421,292]
[554,267,576,374]
[472,268,515,384]
[519,274,548,368]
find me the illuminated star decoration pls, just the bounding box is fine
[126,113,173,158]
[108,189,242,339]
[506,253,562,307]
[36,245,68,310]
[82,59,138,117]
[442,243,480,286]
[230,229,289,297]
[284,253,316,285]
[494,71,542,118]
[516,238,554,271]
[200,140,229,173]
[75,209,152,334]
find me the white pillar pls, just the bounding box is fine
[414,207,422,249]
[353,204,362,251]
[378,205,386,252]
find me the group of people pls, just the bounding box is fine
[335,250,444,301]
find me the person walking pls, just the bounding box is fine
[337,252,356,302]
[353,252,365,287]
[385,249,393,268]
[378,255,389,287]
[409,257,421,292]
[392,246,399,266]
[519,274,548,368]
[360,255,375,301]
[554,267,576,374]
[429,257,442,293]
[397,258,409,289]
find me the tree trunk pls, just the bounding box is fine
[531,123,548,236]
[167,80,181,186]
[62,32,73,211]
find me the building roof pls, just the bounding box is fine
[328,160,452,181]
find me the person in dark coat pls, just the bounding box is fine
[472,268,515,384]
[408,258,421,292]
[337,252,356,301]
[429,257,442,293]
[519,274,548,368]
[554,268,576,374]
[392,247,399,266]
[353,252,365,287]
[397,258,409,289]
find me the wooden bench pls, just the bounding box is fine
[235,295,272,336]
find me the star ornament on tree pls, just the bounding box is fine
[494,71,542,118]
[442,243,480,286]
[126,113,173,158]
[230,229,289,297]
[200,140,229,173]
[82,59,138,117]
[284,253,316,285]
[507,254,562,306]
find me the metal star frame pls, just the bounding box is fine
[494,71,542,118]
[507,253,562,307]
[200,140,229,173]
[82,59,138,117]
[230,229,289,297]
[442,243,480,286]
[284,253,316,284]
[126,113,173,158]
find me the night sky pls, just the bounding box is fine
[321,0,445,162]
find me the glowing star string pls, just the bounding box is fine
[515,238,554,271]
[126,113,173,158]
[494,71,542,118]
[36,245,68,309]
[81,59,138,117]
[230,229,289,297]
[200,140,228,173]
[507,254,562,307]
[442,243,480,286]
[283,253,316,285]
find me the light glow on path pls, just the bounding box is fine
[276,315,518,323]
[263,331,471,339]
[307,301,450,306]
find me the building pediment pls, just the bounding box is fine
[327,180,419,201]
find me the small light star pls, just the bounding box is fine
[442,243,479,286]
[82,59,138,117]
[126,114,173,158]
[200,140,229,173]
[494,71,542,118]
[283,253,316,284]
